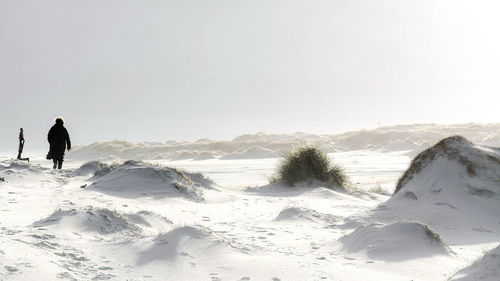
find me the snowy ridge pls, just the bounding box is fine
[33,206,141,235]
[385,136,500,230]
[68,123,500,160]
[394,135,500,194]
[88,160,219,201]
[135,224,251,266]
[275,207,341,224]
[336,136,500,279]
[340,222,452,261]
[364,136,500,240]
[450,245,500,281]
[72,160,111,176]
[2,135,500,280]
[0,160,48,174]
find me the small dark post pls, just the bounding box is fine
[17,128,29,162]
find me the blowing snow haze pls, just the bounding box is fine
[1,0,499,151]
[2,2,500,279]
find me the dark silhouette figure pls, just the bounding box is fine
[47,118,71,169]
[17,128,29,162]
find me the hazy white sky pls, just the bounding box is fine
[1,0,499,150]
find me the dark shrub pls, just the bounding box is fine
[278,146,348,189]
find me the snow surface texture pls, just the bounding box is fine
[450,245,500,281]
[68,123,500,160]
[1,135,500,280]
[340,222,451,261]
[87,160,217,201]
[33,206,142,235]
[382,135,500,241]
[338,135,500,280]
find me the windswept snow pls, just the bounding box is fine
[371,136,500,244]
[275,206,341,224]
[450,245,500,281]
[340,222,451,261]
[1,134,500,280]
[337,136,500,280]
[33,207,141,235]
[394,135,500,194]
[88,160,218,201]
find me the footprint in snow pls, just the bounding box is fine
[57,272,77,280]
[31,233,56,240]
[92,273,116,280]
[4,265,19,273]
[55,251,89,262]
[34,240,60,250]
[210,272,221,281]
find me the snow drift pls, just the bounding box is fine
[72,160,111,176]
[32,207,176,239]
[275,207,340,224]
[125,210,173,232]
[87,160,218,201]
[394,135,500,194]
[450,245,500,281]
[33,206,140,235]
[340,222,450,261]
[0,160,47,174]
[372,135,500,243]
[136,225,248,265]
[0,160,52,185]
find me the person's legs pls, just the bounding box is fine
[57,159,63,169]
[53,159,57,169]
[17,142,24,160]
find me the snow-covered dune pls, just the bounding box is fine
[450,245,500,281]
[373,136,500,243]
[135,225,249,265]
[274,206,341,224]
[87,160,218,201]
[68,123,500,160]
[1,134,500,280]
[33,206,141,235]
[335,136,500,279]
[340,222,451,261]
[0,160,47,173]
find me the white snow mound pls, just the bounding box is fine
[340,222,450,261]
[136,225,248,265]
[275,207,340,224]
[0,160,47,174]
[125,211,173,233]
[450,245,500,281]
[380,136,500,236]
[33,206,140,235]
[88,160,218,201]
[394,135,500,195]
[72,160,110,176]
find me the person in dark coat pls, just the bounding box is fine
[47,117,71,169]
